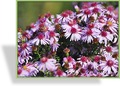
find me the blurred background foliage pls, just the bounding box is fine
[17,1,118,30]
[17,1,74,30]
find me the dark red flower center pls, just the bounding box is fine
[93,8,99,13]
[88,23,94,29]
[38,34,44,40]
[49,31,55,37]
[18,69,22,75]
[81,56,88,62]
[94,56,101,62]
[39,23,44,28]
[91,2,97,7]
[101,31,107,37]
[107,5,114,12]
[21,43,27,50]
[88,64,94,71]
[67,56,73,62]
[86,29,93,35]
[41,57,48,63]
[71,27,77,33]
[80,68,86,73]
[107,60,114,67]
[57,69,63,76]
[61,12,68,17]
[106,46,112,52]
[84,9,91,15]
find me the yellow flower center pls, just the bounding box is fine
[107,21,113,26]
[23,65,28,70]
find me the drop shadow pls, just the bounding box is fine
[2,45,101,84]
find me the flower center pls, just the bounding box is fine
[39,18,46,23]
[93,8,99,13]
[94,56,100,62]
[88,23,94,29]
[81,56,87,62]
[57,69,63,76]
[105,46,112,52]
[107,5,114,12]
[71,27,77,33]
[82,3,90,9]
[49,31,55,37]
[101,31,107,37]
[41,57,48,63]
[21,43,27,50]
[61,12,68,17]
[91,2,97,7]
[23,65,28,70]
[38,34,44,40]
[18,69,22,75]
[86,29,93,35]
[84,9,91,15]
[80,68,86,73]
[107,21,113,26]
[88,64,94,71]
[67,56,73,62]
[107,60,114,67]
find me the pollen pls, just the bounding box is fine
[107,21,113,26]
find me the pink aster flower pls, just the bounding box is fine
[77,56,89,68]
[57,10,75,24]
[35,57,57,72]
[106,18,118,33]
[103,46,118,54]
[45,31,59,44]
[100,54,118,75]
[18,43,32,64]
[81,26,100,43]
[30,22,40,32]
[18,63,39,77]
[55,69,66,77]
[77,8,92,22]
[97,31,113,46]
[63,56,76,69]
[62,24,81,41]
[32,33,49,45]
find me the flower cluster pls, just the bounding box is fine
[18,2,118,77]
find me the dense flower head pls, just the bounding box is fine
[18,2,118,77]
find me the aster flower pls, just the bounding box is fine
[18,63,39,77]
[97,31,113,46]
[77,56,89,68]
[18,43,32,64]
[100,53,118,75]
[35,57,57,72]
[81,26,100,43]
[45,31,59,44]
[63,56,76,69]
[32,33,49,45]
[105,18,118,33]
[57,10,75,24]
[30,22,40,32]
[54,69,66,77]
[62,24,81,41]
[103,46,118,54]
